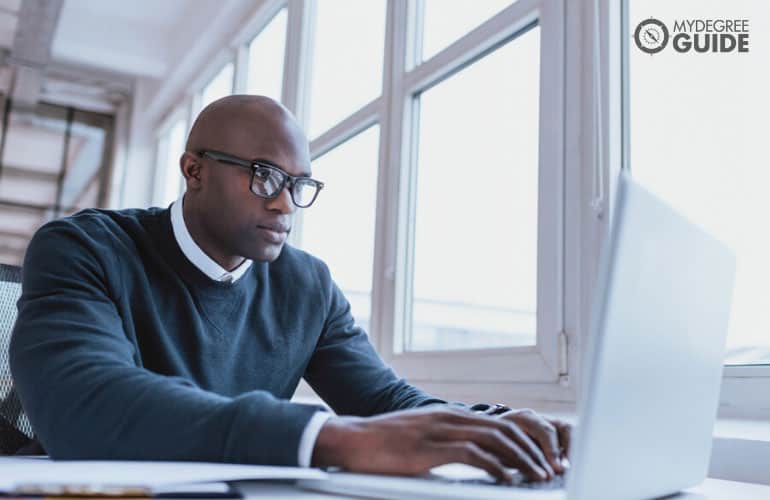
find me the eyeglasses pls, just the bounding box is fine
[198,150,324,208]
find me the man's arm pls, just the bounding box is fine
[10,220,323,465]
[303,275,444,416]
[303,270,569,482]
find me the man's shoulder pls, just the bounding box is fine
[38,206,162,235]
[29,206,167,257]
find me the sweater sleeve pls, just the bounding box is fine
[303,264,446,416]
[9,220,324,465]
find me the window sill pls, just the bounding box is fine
[710,418,770,486]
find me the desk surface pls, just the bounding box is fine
[234,478,770,499]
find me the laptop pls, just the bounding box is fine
[299,171,736,499]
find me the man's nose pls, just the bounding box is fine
[265,185,295,214]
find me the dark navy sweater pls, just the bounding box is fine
[9,207,443,465]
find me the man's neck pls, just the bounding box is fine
[182,197,246,272]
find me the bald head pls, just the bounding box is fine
[186,95,309,166]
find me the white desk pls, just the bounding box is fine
[234,478,770,499]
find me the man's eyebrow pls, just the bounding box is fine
[254,158,312,178]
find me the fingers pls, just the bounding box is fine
[510,410,564,474]
[435,442,513,485]
[435,424,549,481]
[437,409,554,480]
[552,418,572,461]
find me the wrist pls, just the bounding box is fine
[311,416,362,468]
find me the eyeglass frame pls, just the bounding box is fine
[197,149,324,208]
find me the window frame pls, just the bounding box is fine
[370,0,571,397]
[237,4,289,102]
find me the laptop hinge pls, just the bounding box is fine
[558,330,570,385]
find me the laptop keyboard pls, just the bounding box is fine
[430,472,566,490]
[513,474,566,490]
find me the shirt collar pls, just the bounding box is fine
[170,193,253,283]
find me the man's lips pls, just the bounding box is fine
[257,223,290,233]
[256,223,290,244]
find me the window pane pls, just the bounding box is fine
[308,0,385,138]
[200,62,234,110]
[421,0,514,61]
[159,120,186,207]
[60,111,113,211]
[298,126,380,333]
[247,9,287,101]
[628,1,770,365]
[409,28,540,352]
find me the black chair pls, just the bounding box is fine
[0,263,35,454]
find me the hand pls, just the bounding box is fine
[312,406,559,484]
[497,408,572,475]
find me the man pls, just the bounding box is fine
[10,95,569,484]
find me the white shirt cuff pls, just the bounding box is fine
[297,411,333,467]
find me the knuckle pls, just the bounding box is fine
[505,420,525,436]
[462,442,480,458]
[490,429,506,442]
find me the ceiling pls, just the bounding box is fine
[0,0,223,265]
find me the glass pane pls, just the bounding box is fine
[59,110,113,210]
[159,119,187,207]
[308,0,386,138]
[421,0,515,61]
[628,1,770,365]
[409,28,540,352]
[298,126,380,333]
[247,8,287,101]
[200,62,234,110]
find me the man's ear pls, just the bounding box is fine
[180,152,203,191]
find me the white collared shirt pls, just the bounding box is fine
[170,193,252,283]
[169,193,330,466]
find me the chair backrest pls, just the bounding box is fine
[0,263,34,454]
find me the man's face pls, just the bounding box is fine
[196,110,312,263]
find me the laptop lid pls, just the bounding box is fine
[567,172,736,500]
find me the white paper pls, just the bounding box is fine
[0,457,328,492]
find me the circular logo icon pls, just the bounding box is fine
[634,18,669,54]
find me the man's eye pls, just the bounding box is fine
[254,167,272,182]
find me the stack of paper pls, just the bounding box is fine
[0,457,329,497]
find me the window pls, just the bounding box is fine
[298,126,380,333]
[200,63,234,110]
[307,0,386,138]
[420,0,515,61]
[408,28,541,352]
[59,111,113,215]
[626,0,770,366]
[373,0,566,389]
[154,118,186,207]
[247,8,287,101]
